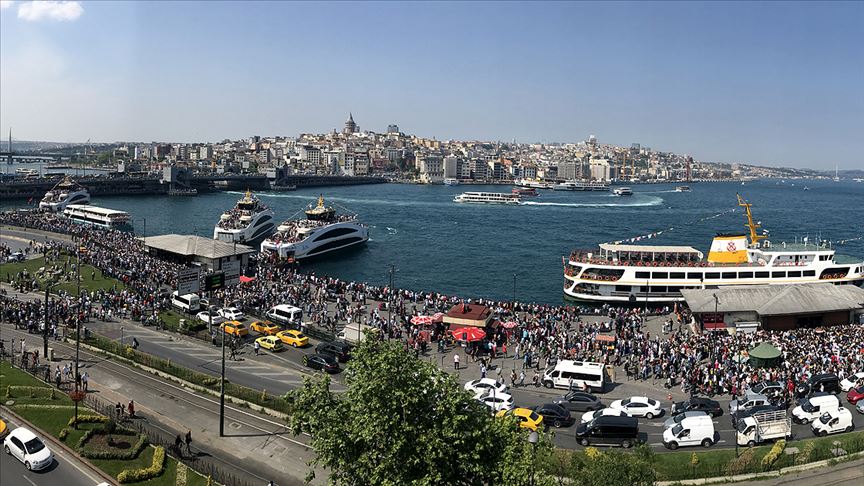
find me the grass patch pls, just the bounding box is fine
[2,255,124,294]
[159,310,206,334]
[92,444,156,478]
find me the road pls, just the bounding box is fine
[0,416,106,486]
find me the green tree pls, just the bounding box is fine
[287,336,554,485]
[567,445,656,486]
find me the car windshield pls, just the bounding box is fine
[819,413,831,424]
[800,399,816,413]
[294,332,306,338]
[24,437,46,454]
[671,424,683,435]
[673,413,686,424]
[621,398,632,406]
[529,412,541,422]
[736,421,748,433]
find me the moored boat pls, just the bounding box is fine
[39,176,90,211]
[213,190,275,244]
[454,192,521,205]
[512,187,539,197]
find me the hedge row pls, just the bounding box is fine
[5,385,57,399]
[761,439,786,467]
[68,414,110,427]
[118,446,166,484]
[78,427,148,460]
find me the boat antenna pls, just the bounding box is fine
[736,193,766,247]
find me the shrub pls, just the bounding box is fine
[796,441,816,465]
[59,428,70,441]
[68,414,109,427]
[7,385,55,399]
[117,446,165,483]
[761,439,786,468]
[724,448,756,476]
[78,428,148,460]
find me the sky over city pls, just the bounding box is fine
[1,1,862,169]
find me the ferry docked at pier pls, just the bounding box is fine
[444,178,460,186]
[553,180,610,192]
[563,195,864,303]
[514,178,554,190]
[213,190,275,244]
[63,204,132,231]
[260,195,368,261]
[39,176,90,211]
[454,192,521,205]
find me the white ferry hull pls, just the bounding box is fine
[261,222,368,260]
[213,211,275,244]
[39,190,90,212]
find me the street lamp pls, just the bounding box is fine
[74,247,83,423]
[512,273,517,303]
[527,430,539,486]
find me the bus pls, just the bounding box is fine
[542,360,608,393]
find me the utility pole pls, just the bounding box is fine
[43,284,50,357]
[219,315,226,437]
[74,247,82,423]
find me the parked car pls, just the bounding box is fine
[497,407,544,431]
[255,336,283,352]
[476,392,515,412]
[575,416,640,448]
[664,411,709,429]
[610,396,663,419]
[302,353,339,373]
[218,307,246,321]
[553,391,603,412]
[792,393,840,424]
[729,392,771,416]
[811,407,854,436]
[532,403,575,428]
[840,372,864,392]
[748,381,785,400]
[796,373,840,398]
[196,312,226,325]
[581,407,631,424]
[220,321,249,337]
[846,386,864,405]
[6,252,24,262]
[276,329,309,347]
[3,427,53,471]
[250,320,281,336]
[856,401,864,414]
[662,415,716,449]
[316,341,353,362]
[464,378,509,398]
[671,397,723,417]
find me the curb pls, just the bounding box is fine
[656,449,864,485]
[0,405,119,486]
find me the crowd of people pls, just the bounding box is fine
[2,208,863,402]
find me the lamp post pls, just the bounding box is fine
[527,430,539,486]
[74,247,82,423]
[120,326,124,347]
[219,318,226,436]
[512,273,517,303]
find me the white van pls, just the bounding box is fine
[542,360,607,392]
[171,291,200,313]
[792,393,840,424]
[810,407,854,436]
[662,415,715,449]
[266,304,303,326]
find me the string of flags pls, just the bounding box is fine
[604,208,738,245]
[832,236,863,246]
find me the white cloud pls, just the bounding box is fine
[17,1,83,21]
[0,1,14,11]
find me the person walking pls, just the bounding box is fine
[128,400,136,418]
[480,363,487,379]
[254,340,261,356]
[115,402,123,419]
[81,371,89,392]
[518,370,526,387]
[453,353,460,370]
[185,430,192,455]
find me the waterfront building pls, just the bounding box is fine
[142,234,254,273]
[443,156,459,179]
[418,155,444,183]
[558,160,579,181]
[589,158,611,181]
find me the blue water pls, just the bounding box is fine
[3,180,863,304]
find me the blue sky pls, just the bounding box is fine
[1,1,862,169]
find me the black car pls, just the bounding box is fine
[553,391,603,412]
[749,381,784,399]
[731,404,784,425]
[303,353,340,373]
[671,397,723,417]
[316,341,353,362]
[575,416,640,448]
[796,374,840,398]
[533,403,575,428]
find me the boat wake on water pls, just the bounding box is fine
[239,191,452,207]
[521,197,663,208]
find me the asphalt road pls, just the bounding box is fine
[0,417,105,486]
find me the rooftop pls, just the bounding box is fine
[141,234,255,259]
[681,283,864,316]
[598,243,702,254]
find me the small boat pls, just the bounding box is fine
[675,186,692,192]
[512,187,539,197]
[803,186,810,191]
[167,187,198,196]
[612,187,633,196]
[443,178,459,186]
[15,168,39,177]
[553,180,610,191]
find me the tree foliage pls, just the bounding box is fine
[561,445,656,486]
[287,336,554,485]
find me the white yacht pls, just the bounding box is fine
[454,192,521,205]
[563,195,864,303]
[675,186,692,192]
[612,187,633,196]
[553,180,610,192]
[39,176,90,211]
[213,190,275,244]
[260,195,368,261]
[443,178,460,186]
[63,205,132,231]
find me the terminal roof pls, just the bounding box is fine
[681,283,864,316]
[599,243,702,254]
[141,234,255,259]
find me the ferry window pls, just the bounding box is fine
[739,272,753,278]
[652,272,668,279]
[667,286,679,292]
[670,272,685,279]
[615,285,631,292]
[756,271,769,278]
[687,272,703,279]
[722,272,736,279]
[803,270,816,277]
[788,271,802,278]
[635,272,650,279]
[653,286,667,293]
[705,273,720,279]
[772,271,785,278]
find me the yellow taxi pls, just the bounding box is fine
[220,320,249,337]
[276,329,309,348]
[250,320,281,336]
[255,335,284,352]
[496,407,544,431]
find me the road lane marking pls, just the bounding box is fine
[21,475,38,486]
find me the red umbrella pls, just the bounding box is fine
[432,312,445,323]
[239,275,256,283]
[411,315,434,326]
[450,327,486,342]
[501,321,518,329]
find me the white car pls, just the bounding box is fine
[581,407,632,424]
[3,427,53,471]
[196,312,226,325]
[218,307,245,321]
[840,372,864,392]
[856,401,864,414]
[464,378,509,398]
[476,392,515,412]
[610,396,664,419]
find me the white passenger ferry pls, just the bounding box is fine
[260,195,368,261]
[443,178,460,186]
[454,192,521,205]
[563,195,864,303]
[553,180,610,192]
[213,190,275,244]
[514,178,554,190]
[63,204,132,231]
[39,176,90,211]
[612,187,633,196]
